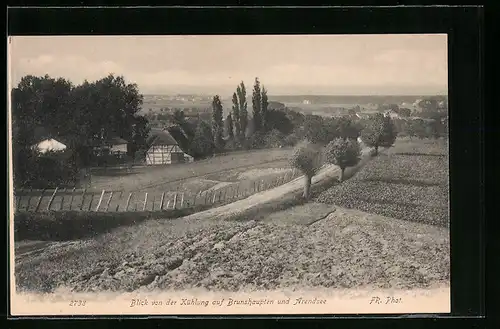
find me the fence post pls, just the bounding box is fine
[125,192,133,211]
[59,188,67,210]
[46,187,59,211]
[160,192,165,210]
[105,191,113,212]
[166,200,170,210]
[235,185,239,198]
[180,193,184,208]
[115,191,123,211]
[87,193,94,211]
[26,188,33,211]
[69,187,76,210]
[143,192,148,211]
[212,190,217,204]
[34,189,46,212]
[79,189,87,210]
[204,191,209,204]
[173,193,177,209]
[95,189,106,211]
[223,188,227,202]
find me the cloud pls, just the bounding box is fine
[10,35,447,94]
[12,55,124,85]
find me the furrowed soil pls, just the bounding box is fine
[15,205,449,293]
[315,138,449,227]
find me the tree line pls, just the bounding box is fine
[11,74,148,188]
[11,73,447,190]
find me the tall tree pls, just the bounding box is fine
[237,81,248,139]
[252,77,262,133]
[261,86,269,132]
[225,113,234,140]
[337,116,361,141]
[231,91,241,141]
[129,115,150,158]
[211,95,224,151]
[360,113,397,155]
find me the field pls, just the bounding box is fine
[315,138,449,227]
[15,148,299,213]
[89,148,294,192]
[13,137,450,294]
[15,205,449,293]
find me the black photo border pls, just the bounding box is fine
[4,5,485,327]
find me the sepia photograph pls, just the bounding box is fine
[9,34,450,315]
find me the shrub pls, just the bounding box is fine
[324,138,362,182]
[360,113,397,155]
[289,140,323,200]
[14,206,212,241]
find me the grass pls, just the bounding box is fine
[13,206,211,242]
[315,138,449,227]
[88,148,293,192]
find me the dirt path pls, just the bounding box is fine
[182,147,373,222]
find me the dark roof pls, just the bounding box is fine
[106,137,128,145]
[148,128,178,146]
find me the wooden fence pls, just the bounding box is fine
[14,169,302,213]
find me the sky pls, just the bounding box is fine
[9,34,448,96]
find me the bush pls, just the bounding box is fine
[263,129,285,148]
[14,205,212,241]
[324,138,362,181]
[289,140,323,200]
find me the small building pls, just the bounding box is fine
[32,138,67,154]
[106,137,128,155]
[92,137,128,156]
[145,128,193,165]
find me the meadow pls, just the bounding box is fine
[15,148,300,213]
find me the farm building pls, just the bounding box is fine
[106,137,128,154]
[92,137,128,156]
[146,128,194,165]
[32,138,67,154]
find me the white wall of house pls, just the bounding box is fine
[146,144,185,165]
[110,144,128,153]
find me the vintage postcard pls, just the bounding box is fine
[8,34,450,316]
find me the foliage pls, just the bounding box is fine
[289,140,322,199]
[265,109,294,136]
[14,206,211,242]
[252,77,262,133]
[231,92,241,140]
[283,132,301,147]
[315,139,449,227]
[325,138,361,181]
[190,120,215,159]
[289,140,322,177]
[261,86,269,132]
[336,116,362,140]
[360,113,397,155]
[11,74,148,188]
[263,129,285,148]
[211,95,225,152]
[237,82,248,141]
